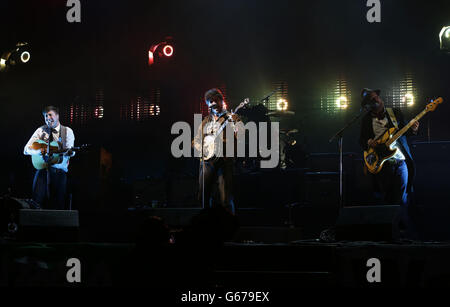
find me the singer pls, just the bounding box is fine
[24,106,76,209]
[192,88,241,214]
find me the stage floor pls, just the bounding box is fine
[2,239,450,288]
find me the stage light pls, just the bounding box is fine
[276,98,288,111]
[336,96,348,109]
[148,50,154,66]
[163,45,173,57]
[20,51,31,63]
[149,104,160,116]
[0,42,31,72]
[402,93,414,106]
[439,26,450,51]
[94,106,104,119]
[0,56,8,72]
[148,37,174,66]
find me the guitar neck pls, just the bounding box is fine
[213,105,244,137]
[214,115,233,138]
[386,108,427,146]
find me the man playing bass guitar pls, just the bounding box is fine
[359,88,419,239]
[24,106,75,210]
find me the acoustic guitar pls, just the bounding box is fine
[30,139,89,170]
[364,97,443,174]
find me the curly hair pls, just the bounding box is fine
[204,88,224,103]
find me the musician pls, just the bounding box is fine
[193,88,241,214]
[359,88,419,238]
[24,106,75,210]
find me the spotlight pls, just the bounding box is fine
[336,96,348,109]
[20,51,31,63]
[402,93,414,106]
[148,37,174,66]
[277,98,288,111]
[439,26,450,52]
[0,42,31,72]
[0,56,8,72]
[162,45,174,57]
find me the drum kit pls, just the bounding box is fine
[237,103,305,170]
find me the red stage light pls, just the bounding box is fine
[163,45,173,57]
[148,50,154,65]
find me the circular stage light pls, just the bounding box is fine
[163,45,173,57]
[20,51,30,63]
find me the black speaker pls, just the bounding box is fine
[302,171,340,206]
[335,205,399,241]
[17,209,79,242]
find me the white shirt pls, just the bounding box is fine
[24,123,75,172]
[372,116,405,161]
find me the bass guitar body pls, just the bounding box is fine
[363,127,398,174]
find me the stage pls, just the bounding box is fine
[2,0,450,292]
[2,239,450,288]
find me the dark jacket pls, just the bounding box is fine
[359,107,416,192]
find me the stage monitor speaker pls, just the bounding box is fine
[17,209,79,242]
[335,205,399,241]
[302,171,340,206]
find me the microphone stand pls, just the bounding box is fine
[260,86,281,106]
[45,125,53,206]
[329,107,370,208]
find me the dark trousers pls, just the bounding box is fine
[376,159,417,238]
[32,168,67,210]
[377,159,408,206]
[198,158,235,214]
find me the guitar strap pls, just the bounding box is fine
[60,125,67,149]
[386,108,398,129]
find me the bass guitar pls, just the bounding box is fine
[364,97,443,174]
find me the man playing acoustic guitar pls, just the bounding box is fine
[24,106,75,210]
[359,88,419,239]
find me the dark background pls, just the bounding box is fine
[0,0,449,209]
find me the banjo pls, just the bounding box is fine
[202,98,249,161]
